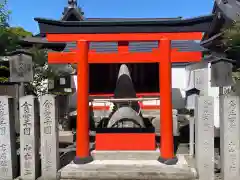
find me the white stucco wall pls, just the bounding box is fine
[172,68,186,98]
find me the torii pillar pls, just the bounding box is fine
[47,32,203,165]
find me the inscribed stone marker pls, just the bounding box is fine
[0,96,17,180]
[211,61,234,87]
[222,96,240,180]
[195,96,214,180]
[40,94,59,180]
[19,95,40,179]
[194,68,208,95]
[9,54,33,83]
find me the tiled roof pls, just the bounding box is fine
[85,18,182,21]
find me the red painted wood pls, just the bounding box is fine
[46,32,203,42]
[47,32,203,159]
[89,93,160,97]
[118,41,129,52]
[76,40,90,158]
[95,133,156,150]
[159,39,174,158]
[91,105,160,111]
[48,50,201,64]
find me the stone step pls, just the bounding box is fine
[91,149,160,160]
[59,155,197,180]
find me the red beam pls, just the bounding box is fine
[48,51,77,64]
[95,133,156,150]
[170,49,202,63]
[118,41,129,53]
[48,51,201,64]
[91,105,161,111]
[88,51,158,63]
[89,92,160,97]
[46,32,203,42]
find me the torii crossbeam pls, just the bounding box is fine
[46,32,202,164]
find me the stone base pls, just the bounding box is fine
[59,155,197,180]
[91,149,160,160]
[73,156,94,164]
[158,156,178,165]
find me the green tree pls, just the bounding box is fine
[221,21,240,80]
[0,27,32,55]
[222,21,240,52]
[27,46,74,96]
[0,0,73,95]
[0,0,10,27]
[0,27,74,95]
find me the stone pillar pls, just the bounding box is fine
[195,96,214,180]
[186,88,200,157]
[189,116,195,156]
[0,96,17,180]
[9,52,34,134]
[19,95,40,179]
[210,59,235,177]
[172,110,179,136]
[40,94,59,179]
[222,96,240,180]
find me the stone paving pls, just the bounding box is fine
[57,144,224,180]
[59,156,197,180]
[59,145,197,180]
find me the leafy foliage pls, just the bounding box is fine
[0,27,32,55]
[0,0,74,96]
[222,21,240,52]
[27,46,74,96]
[0,26,33,83]
[222,21,240,80]
[0,0,11,27]
[0,0,75,96]
[27,47,52,95]
[0,1,32,55]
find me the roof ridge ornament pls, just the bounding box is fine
[68,0,77,8]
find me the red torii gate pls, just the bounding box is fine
[47,32,202,164]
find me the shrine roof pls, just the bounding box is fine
[34,14,214,34]
[20,36,206,52]
[84,17,182,21]
[19,36,66,51]
[201,1,238,50]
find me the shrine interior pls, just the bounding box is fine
[89,63,159,94]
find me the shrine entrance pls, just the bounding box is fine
[45,32,203,164]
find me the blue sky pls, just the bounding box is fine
[7,0,215,34]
